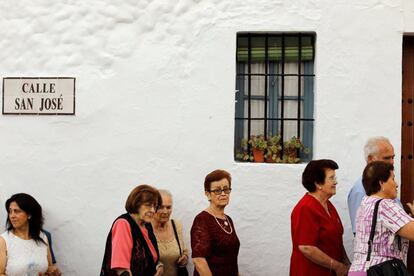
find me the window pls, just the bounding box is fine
[234,33,315,163]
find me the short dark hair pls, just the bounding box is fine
[204,169,232,191]
[5,193,46,245]
[302,159,339,192]
[362,161,394,196]
[125,184,162,213]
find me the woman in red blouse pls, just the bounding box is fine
[191,169,240,276]
[290,159,350,276]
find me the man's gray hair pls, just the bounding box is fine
[364,136,391,162]
[158,189,173,200]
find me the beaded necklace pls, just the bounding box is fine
[212,214,233,235]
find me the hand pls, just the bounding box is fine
[334,262,348,276]
[45,265,62,276]
[407,201,414,216]
[177,254,188,267]
[154,265,163,276]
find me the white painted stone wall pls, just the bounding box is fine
[0,0,413,275]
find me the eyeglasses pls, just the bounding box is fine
[327,176,337,182]
[142,203,158,210]
[209,188,232,195]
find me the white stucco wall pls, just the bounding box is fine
[0,0,412,275]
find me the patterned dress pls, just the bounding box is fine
[191,211,240,276]
[349,196,412,274]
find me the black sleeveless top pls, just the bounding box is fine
[100,213,159,276]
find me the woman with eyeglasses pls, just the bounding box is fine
[100,184,164,276]
[290,159,350,276]
[191,169,240,276]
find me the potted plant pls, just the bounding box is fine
[235,139,253,162]
[282,136,309,163]
[235,151,253,162]
[265,134,282,163]
[248,135,267,162]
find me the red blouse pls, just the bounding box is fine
[290,193,344,276]
[191,211,240,276]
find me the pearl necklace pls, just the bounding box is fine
[212,213,233,235]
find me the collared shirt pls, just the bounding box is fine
[290,193,344,276]
[348,177,365,234]
[349,196,411,272]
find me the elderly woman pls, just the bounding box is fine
[0,193,60,276]
[101,184,164,276]
[290,159,350,276]
[191,169,240,276]
[349,161,414,275]
[152,190,189,276]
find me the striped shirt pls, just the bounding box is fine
[349,196,412,272]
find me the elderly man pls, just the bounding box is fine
[347,137,395,234]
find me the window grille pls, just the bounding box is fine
[234,33,315,163]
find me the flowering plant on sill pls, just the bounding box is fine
[235,139,253,162]
[236,135,309,163]
[265,134,282,163]
[282,136,310,163]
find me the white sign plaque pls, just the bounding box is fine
[2,77,76,115]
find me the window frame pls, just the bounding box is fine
[234,32,316,163]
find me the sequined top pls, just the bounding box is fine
[191,211,240,276]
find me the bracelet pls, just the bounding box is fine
[329,259,333,272]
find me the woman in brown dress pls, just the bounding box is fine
[190,169,240,276]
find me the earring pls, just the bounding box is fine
[318,186,322,190]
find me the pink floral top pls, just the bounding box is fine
[349,196,412,272]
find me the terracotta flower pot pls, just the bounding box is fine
[252,149,265,162]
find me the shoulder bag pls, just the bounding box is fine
[172,220,189,276]
[366,199,410,276]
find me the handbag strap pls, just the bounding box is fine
[366,199,383,262]
[171,219,182,255]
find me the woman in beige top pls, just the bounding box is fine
[152,190,189,276]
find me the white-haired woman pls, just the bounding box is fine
[152,190,188,276]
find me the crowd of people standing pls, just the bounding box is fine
[99,135,413,276]
[290,136,414,276]
[100,169,240,276]
[3,136,410,276]
[0,169,240,276]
